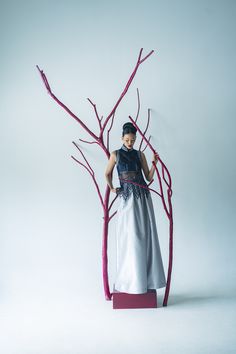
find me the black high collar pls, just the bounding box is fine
[121,144,134,152]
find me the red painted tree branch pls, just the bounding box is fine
[36,48,173,306]
[71,141,104,208]
[100,48,154,138]
[36,65,99,141]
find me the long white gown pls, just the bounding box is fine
[113,144,167,294]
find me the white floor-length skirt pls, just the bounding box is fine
[113,190,167,294]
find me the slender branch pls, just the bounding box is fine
[147,178,155,187]
[108,210,118,222]
[142,135,151,152]
[107,112,115,151]
[108,193,118,212]
[72,141,94,174]
[129,115,172,215]
[162,164,172,191]
[108,176,163,222]
[118,178,162,198]
[129,115,172,189]
[139,50,155,64]
[79,138,98,145]
[71,142,104,208]
[100,48,154,138]
[36,65,99,141]
[151,162,170,218]
[135,88,140,123]
[139,108,151,151]
[87,98,102,130]
[71,155,92,175]
[110,179,163,220]
[131,113,172,190]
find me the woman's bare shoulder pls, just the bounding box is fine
[110,150,117,161]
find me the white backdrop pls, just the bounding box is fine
[1,0,236,353]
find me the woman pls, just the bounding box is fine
[105,122,166,294]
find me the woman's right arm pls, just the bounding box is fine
[105,151,118,193]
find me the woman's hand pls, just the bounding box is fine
[111,187,121,194]
[152,151,159,165]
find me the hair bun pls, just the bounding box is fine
[122,122,137,135]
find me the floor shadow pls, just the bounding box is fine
[159,291,236,307]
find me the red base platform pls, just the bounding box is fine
[112,289,157,309]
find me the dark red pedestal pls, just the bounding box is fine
[112,289,157,309]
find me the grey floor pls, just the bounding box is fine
[0,284,235,354]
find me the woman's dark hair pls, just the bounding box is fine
[122,122,137,137]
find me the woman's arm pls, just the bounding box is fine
[140,151,159,182]
[105,151,118,193]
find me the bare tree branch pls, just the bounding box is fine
[71,141,104,208]
[135,88,140,123]
[36,65,98,141]
[139,108,151,151]
[100,48,154,138]
[87,98,102,130]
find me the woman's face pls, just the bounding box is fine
[122,133,136,149]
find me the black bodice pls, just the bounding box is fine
[116,144,150,201]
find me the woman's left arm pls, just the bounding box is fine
[140,151,159,182]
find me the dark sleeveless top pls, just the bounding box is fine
[116,144,150,201]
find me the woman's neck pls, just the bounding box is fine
[121,144,134,152]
